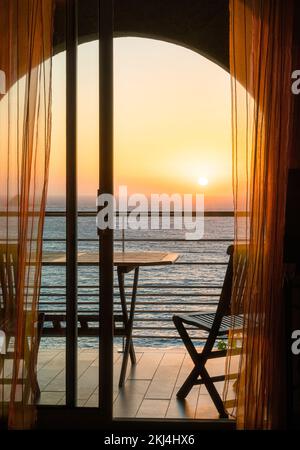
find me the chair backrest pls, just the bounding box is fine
[230,244,248,315]
[0,244,18,320]
[216,244,248,318]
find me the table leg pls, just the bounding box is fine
[118,266,139,387]
[117,267,136,364]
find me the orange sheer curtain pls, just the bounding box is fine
[0,0,54,429]
[225,0,295,429]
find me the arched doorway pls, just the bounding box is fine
[42,31,233,422]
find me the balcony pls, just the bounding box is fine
[38,209,235,419]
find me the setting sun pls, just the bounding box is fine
[198,176,209,186]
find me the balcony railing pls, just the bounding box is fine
[40,210,234,346]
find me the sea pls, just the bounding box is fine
[41,196,234,349]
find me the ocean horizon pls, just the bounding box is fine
[41,196,234,349]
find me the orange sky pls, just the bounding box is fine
[49,37,233,210]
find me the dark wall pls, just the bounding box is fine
[53,0,229,70]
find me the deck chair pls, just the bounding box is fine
[173,245,246,418]
[0,244,44,403]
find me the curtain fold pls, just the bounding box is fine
[224,0,295,429]
[0,0,54,429]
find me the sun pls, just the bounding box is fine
[198,176,209,187]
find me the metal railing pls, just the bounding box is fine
[40,210,234,344]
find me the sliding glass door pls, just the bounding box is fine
[38,0,114,423]
[73,0,114,416]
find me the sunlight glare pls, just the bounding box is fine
[198,176,209,186]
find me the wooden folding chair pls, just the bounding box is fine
[0,244,44,403]
[173,245,246,418]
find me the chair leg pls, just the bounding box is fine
[173,315,228,418]
[173,316,199,364]
[35,313,44,401]
[199,365,228,418]
[176,366,200,399]
[34,376,41,403]
[174,316,205,399]
[24,313,44,403]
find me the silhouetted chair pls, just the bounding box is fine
[0,244,44,403]
[173,245,246,418]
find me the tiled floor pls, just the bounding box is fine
[38,347,237,420]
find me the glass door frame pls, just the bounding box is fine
[65,0,78,410]
[98,0,114,421]
[64,0,114,419]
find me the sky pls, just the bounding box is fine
[49,37,233,210]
